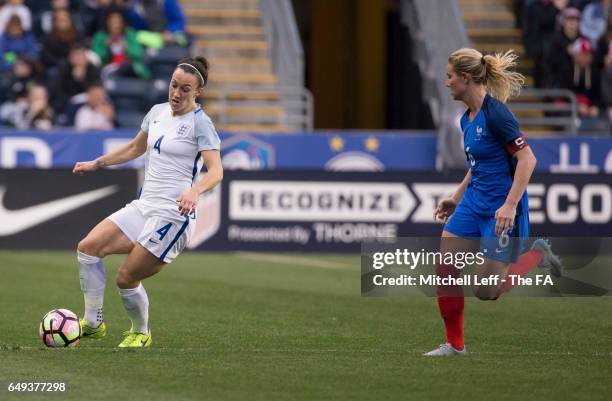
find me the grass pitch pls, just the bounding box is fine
[0,251,611,401]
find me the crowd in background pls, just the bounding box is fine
[517,0,612,124]
[0,0,187,131]
[5,0,609,133]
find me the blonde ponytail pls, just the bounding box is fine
[482,50,524,102]
[449,48,525,103]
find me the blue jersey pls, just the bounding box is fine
[460,95,529,216]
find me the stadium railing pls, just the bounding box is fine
[259,0,314,132]
[508,88,579,136]
[204,84,312,131]
[278,85,314,132]
[401,0,470,169]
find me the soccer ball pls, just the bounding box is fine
[39,309,81,347]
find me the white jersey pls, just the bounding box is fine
[137,102,220,220]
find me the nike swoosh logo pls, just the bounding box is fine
[0,185,118,236]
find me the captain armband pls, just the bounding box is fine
[505,135,528,155]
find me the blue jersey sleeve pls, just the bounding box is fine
[482,95,527,155]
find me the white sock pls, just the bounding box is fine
[78,251,106,328]
[119,284,149,334]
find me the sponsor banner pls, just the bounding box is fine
[0,131,143,170]
[530,136,612,174]
[190,171,612,252]
[0,169,138,249]
[0,169,608,251]
[0,130,610,173]
[0,130,436,171]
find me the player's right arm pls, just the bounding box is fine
[73,129,148,175]
[450,169,471,203]
[433,169,471,222]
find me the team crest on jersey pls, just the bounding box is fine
[476,126,483,140]
[176,124,191,138]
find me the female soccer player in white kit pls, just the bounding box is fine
[72,56,222,347]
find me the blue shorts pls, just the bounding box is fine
[444,201,530,263]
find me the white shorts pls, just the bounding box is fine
[108,200,192,263]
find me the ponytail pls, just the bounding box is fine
[482,50,524,103]
[449,48,525,103]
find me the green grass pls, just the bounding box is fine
[0,251,611,401]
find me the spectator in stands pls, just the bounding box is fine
[0,14,37,71]
[40,8,82,77]
[36,0,84,38]
[1,83,53,129]
[570,37,601,117]
[127,0,188,46]
[545,7,600,117]
[74,83,114,131]
[53,43,102,122]
[4,54,39,102]
[580,0,607,47]
[91,8,151,80]
[594,11,612,120]
[0,0,32,34]
[81,0,128,38]
[525,0,569,87]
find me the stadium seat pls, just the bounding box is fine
[148,79,169,106]
[145,45,191,79]
[115,110,145,128]
[104,77,149,97]
[104,78,151,112]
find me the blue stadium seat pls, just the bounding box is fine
[104,78,151,112]
[104,77,149,97]
[115,110,145,128]
[145,45,191,79]
[148,79,170,106]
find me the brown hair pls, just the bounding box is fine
[176,56,209,88]
[51,9,76,43]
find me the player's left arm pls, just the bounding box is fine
[495,146,537,236]
[487,101,537,236]
[177,150,223,216]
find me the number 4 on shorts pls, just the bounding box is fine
[156,223,172,240]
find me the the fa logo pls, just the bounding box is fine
[177,124,190,138]
[476,126,483,140]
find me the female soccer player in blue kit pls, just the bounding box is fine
[424,48,562,356]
